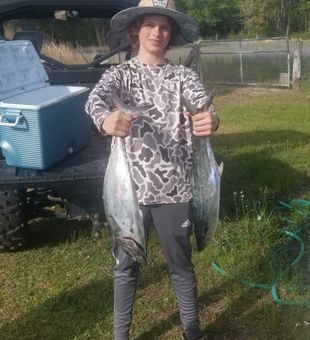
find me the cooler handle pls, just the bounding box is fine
[0,113,24,127]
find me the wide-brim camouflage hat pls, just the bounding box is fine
[111,0,199,46]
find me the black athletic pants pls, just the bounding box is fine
[113,203,201,340]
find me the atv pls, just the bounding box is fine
[0,0,197,252]
[0,0,140,251]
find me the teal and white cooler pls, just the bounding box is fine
[0,40,91,169]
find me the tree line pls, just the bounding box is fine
[177,0,310,38]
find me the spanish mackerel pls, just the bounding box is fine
[181,91,223,251]
[103,95,151,263]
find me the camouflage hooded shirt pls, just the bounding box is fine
[85,57,217,205]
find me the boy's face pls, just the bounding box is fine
[138,15,172,56]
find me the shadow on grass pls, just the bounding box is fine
[0,235,172,340]
[134,281,266,340]
[0,278,113,340]
[211,129,310,216]
[135,281,308,340]
[206,287,309,340]
[0,264,179,340]
[201,287,266,340]
[27,218,93,249]
[1,252,307,339]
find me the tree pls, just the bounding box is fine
[238,0,274,36]
[176,0,242,38]
[289,0,310,32]
[238,0,310,36]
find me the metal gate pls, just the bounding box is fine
[198,37,291,87]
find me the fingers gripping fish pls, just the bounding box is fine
[103,94,151,263]
[181,90,223,251]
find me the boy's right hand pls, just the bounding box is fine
[102,110,138,137]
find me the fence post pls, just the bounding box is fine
[184,43,200,69]
[292,40,303,89]
[239,53,244,83]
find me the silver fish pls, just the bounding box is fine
[103,96,151,263]
[181,91,223,251]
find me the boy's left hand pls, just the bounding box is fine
[186,111,218,137]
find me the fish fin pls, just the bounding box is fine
[218,162,224,176]
[138,207,144,221]
[135,208,144,226]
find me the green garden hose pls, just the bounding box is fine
[211,199,310,307]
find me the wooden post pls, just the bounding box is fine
[292,40,303,89]
[239,53,244,83]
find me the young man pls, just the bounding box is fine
[85,1,219,339]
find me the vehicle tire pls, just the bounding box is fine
[0,190,27,252]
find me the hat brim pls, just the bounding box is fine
[111,7,199,46]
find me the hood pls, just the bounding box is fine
[0,0,139,20]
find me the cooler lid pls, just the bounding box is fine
[0,40,49,101]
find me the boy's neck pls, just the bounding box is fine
[137,50,167,65]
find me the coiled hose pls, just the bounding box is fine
[212,199,310,307]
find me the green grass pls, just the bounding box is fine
[0,88,309,340]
